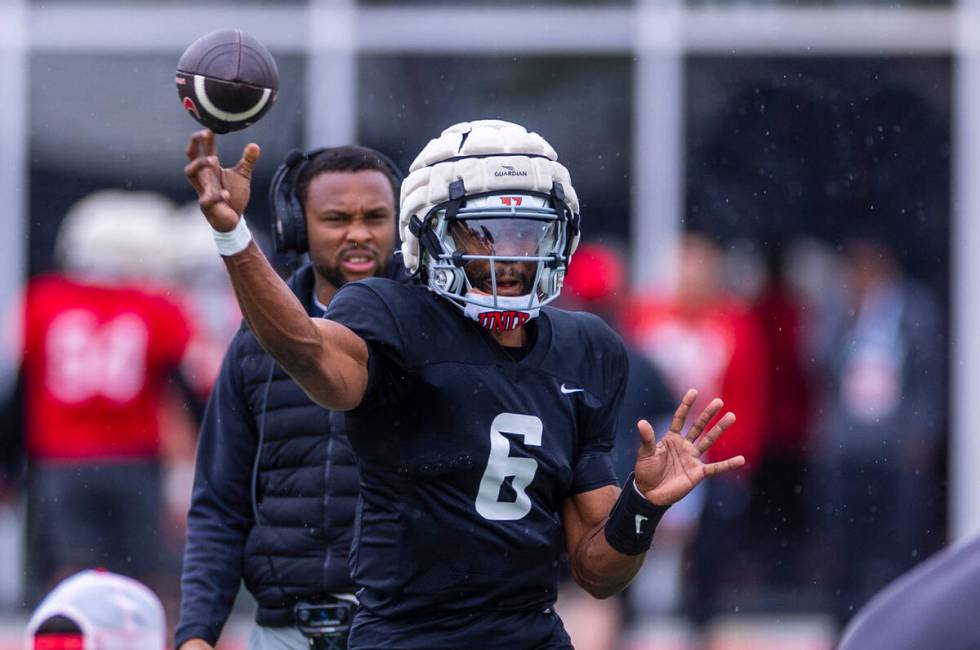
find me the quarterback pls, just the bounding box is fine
[183,120,744,648]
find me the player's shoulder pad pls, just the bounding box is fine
[545,307,625,353]
[332,276,430,315]
[542,307,628,397]
[328,277,442,361]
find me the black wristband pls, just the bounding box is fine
[603,473,670,556]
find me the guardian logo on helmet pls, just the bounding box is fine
[495,165,528,177]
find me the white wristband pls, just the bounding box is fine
[212,217,252,256]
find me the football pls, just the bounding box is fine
[175,29,279,134]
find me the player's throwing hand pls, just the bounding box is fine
[183,129,261,232]
[633,389,745,507]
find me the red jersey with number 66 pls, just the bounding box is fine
[23,275,192,462]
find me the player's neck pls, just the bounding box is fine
[491,325,528,348]
[314,274,339,307]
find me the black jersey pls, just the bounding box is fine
[327,278,627,643]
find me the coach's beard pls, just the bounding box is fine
[318,248,387,288]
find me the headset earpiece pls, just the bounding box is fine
[270,148,326,254]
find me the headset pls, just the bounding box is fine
[269,146,405,254]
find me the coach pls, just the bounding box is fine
[176,145,402,650]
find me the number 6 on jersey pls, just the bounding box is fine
[475,413,543,520]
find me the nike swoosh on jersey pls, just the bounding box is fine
[560,384,585,394]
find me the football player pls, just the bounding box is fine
[183,120,745,649]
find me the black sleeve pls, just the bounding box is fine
[175,334,257,648]
[325,282,409,407]
[570,335,629,495]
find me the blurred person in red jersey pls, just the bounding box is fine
[747,244,812,589]
[811,236,944,626]
[553,241,676,650]
[623,231,770,624]
[4,190,197,607]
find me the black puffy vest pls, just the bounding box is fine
[239,266,359,626]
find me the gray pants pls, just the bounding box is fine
[248,625,309,650]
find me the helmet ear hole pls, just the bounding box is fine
[433,268,465,294]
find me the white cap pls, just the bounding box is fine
[25,570,166,650]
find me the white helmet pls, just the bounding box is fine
[399,120,581,331]
[166,200,228,280]
[56,190,175,282]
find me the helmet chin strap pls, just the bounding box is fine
[462,291,541,332]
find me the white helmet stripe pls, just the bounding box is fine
[193,75,271,122]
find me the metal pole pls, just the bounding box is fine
[632,0,683,291]
[0,0,28,377]
[951,0,980,541]
[0,0,28,608]
[306,0,358,148]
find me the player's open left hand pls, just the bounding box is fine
[183,128,260,232]
[633,389,745,507]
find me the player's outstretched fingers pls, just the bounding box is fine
[703,455,745,477]
[669,389,698,435]
[695,412,736,455]
[685,397,723,442]
[232,143,261,179]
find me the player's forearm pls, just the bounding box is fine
[565,478,670,599]
[222,242,323,376]
[570,524,645,599]
[220,242,368,410]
